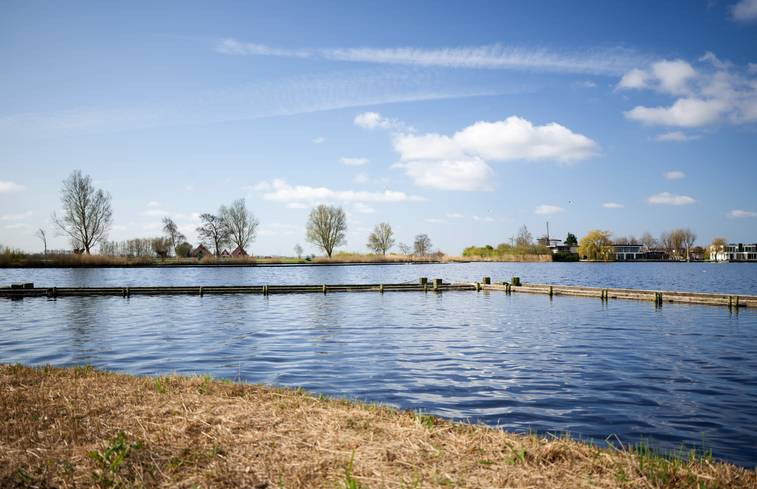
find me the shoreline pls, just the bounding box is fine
[2,364,755,488]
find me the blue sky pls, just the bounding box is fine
[1,0,756,255]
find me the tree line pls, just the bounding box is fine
[46,170,436,259]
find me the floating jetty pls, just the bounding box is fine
[1,277,754,308]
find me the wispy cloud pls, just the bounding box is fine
[312,136,326,144]
[253,178,424,206]
[647,192,696,205]
[727,209,757,218]
[0,180,25,193]
[340,157,369,166]
[216,39,649,76]
[656,131,698,142]
[731,0,757,22]
[664,170,686,180]
[0,69,501,138]
[425,218,445,224]
[534,204,565,215]
[602,202,624,209]
[472,215,495,222]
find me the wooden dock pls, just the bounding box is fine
[1,278,754,308]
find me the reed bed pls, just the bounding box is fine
[1,365,754,488]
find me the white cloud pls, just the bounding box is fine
[0,180,25,193]
[254,178,424,205]
[647,192,696,205]
[731,0,757,22]
[664,170,686,180]
[425,218,445,224]
[618,68,649,90]
[0,211,32,221]
[353,112,406,130]
[652,60,697,95]
[143,209,169,217]
[340,157,370,166]
[446,212,464,218]
[534,204,565,215]
[312,136,326,144]
[390,116,596,191]
[576,80,597,88]
[656,131,698,142]
[395,158,495,191]
[619,55,757,128]
[625,98,727,127]
[146,201,161,207]
[217,39,649,76]
[727,209,757,218]
[602,202,624,209]
[472,215,495,222]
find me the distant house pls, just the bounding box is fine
[190,244,212,258]
[231,245,248,257]
[612,244,644,261]
[642,248,668,261]
[710,243,757,262]
[220,249,230,258]
[548,240,578,254]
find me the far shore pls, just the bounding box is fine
[2,364,755,488]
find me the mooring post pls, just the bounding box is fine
[511,276,521,286]
[322,284,327,294]
[379,284,384,294]
[419,277,428,286]
[126,287,131,298]
[506,283,511,295]
[482,277,491,285]
[475,282,481,292]
[263,285,268,296]
[433,278,442,291]
[549,286,553,297]
[122,287,126,298]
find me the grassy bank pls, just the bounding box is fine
[2,365,754,488]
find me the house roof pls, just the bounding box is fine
[231,245,248,256]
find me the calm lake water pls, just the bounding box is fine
[1,261,757,294]
[1,263,756,466]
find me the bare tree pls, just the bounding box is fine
[220,198,259,252]
[35,228,47,255]
[294,243,303,259]
[367,222,395,255]
[162,217,186,256]
[52,170,112,254]
[640,232,656,249]
[515,225,532,248]
[397,242,411,255]
[196,213,230,256]
[413,234,432,256]
[306,205,346,258]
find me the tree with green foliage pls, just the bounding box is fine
[564,233,578,246]
[578,230,614,261]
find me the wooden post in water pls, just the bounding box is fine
[511,277,521,286]
[433,278,443,291]
[482,277,491,285]
[549,286,553,297]
[419,277,428,286]
[379,284,384,294]
[322,284,327,294]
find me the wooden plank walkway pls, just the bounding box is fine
[1,279,755,308]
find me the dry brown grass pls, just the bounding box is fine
[1,365,754,489]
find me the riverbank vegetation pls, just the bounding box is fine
[1,364,754,488]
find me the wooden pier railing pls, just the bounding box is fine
[1,277,754,309]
